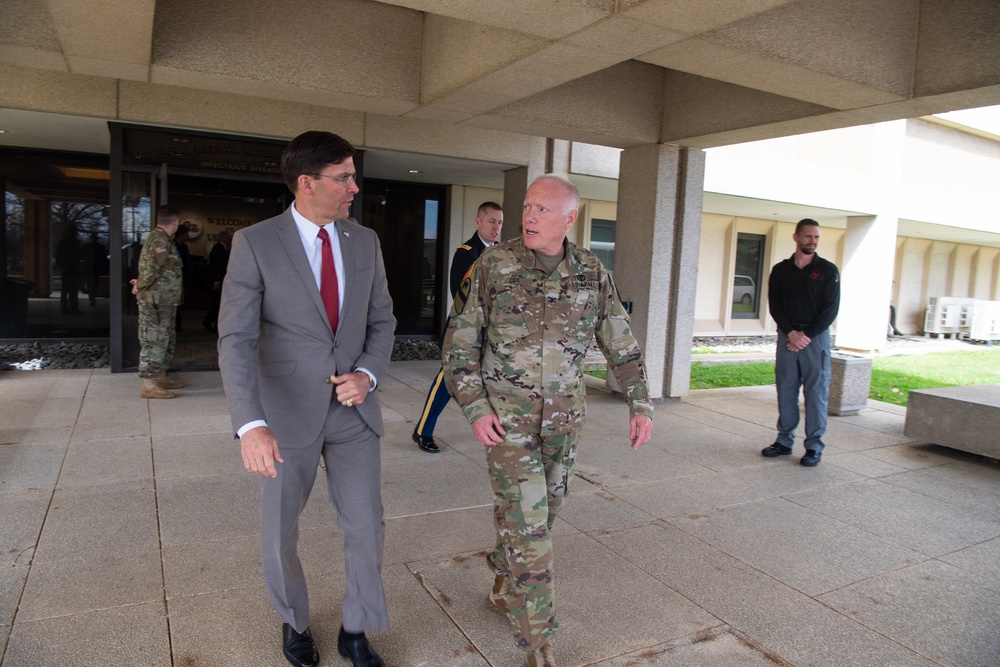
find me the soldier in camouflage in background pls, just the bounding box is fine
[443,175,654,667]
[134,205,185,399]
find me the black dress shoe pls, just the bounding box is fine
[412,429,440,453]
[761,443,792,457]
[338,627,385,667]
[800,450,822,466]
[282,623,319,667]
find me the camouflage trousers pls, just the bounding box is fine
[486,428,579,651]
[137,302,177,378]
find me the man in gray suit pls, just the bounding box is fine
[218,131,395,667]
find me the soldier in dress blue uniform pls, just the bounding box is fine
[411,201,503,453]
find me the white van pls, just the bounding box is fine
[733,275,755,305]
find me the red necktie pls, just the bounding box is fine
[317,227,339,333]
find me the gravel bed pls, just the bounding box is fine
[0,338,446,370]
[0,342,110,370]
[0,334,984,371]
[391,338,443,361]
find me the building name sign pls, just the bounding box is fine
[123,129,285,177]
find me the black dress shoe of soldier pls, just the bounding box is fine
[412,429,440,453]
[282,623,319,667]
[761,443,792,457]
[338,627,385,667]
[800,450,822,466]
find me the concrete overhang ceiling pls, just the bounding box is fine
[0,0,997,149]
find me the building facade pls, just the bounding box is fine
[3,0,1000,398]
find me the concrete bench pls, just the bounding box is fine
[904,385,1000,459]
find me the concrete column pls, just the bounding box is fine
[836,121,905,352]
[616,144,706,400]
[502,163,544,242]
[837,214,899,351]
[547,139,571,174]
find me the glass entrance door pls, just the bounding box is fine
[115,170,156,370]
[361,179,445,336]
[113,169,289,371]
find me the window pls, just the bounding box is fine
[732,233,765,320]
[590,218,615,272]
[0,148,110,337]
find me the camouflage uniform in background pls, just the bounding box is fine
[135,226,183,378]
[443,236,653,651]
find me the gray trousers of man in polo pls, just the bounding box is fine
[774,329,831,452]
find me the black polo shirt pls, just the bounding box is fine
[768,253,840,338]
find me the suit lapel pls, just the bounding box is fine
[335,220,354,324]
[277,213,333,336]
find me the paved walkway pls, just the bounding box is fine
[1,362,998,666]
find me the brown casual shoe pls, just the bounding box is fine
[525,643,556,667]
[157,374,185,389]
[140,378,176,399]
[488,574,509,613]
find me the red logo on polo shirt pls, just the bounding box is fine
[810,271,821,280]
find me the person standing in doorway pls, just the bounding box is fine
[761,218,840,466]
[412,201,503,453]
[203,229,232,332]
[133,207,185,398]
[443,175,653,667]
[82,231,107,307]
[218,131,395,667]
[55,223,83,315]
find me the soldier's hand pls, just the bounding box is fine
[241,425,283,477]
[629,415,653,450]
[472,414,506,446]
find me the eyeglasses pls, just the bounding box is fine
[310,172,358,185]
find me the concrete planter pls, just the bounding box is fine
[828,353,872,415]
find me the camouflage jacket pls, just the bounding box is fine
[443,236,653,435]
[136,227,183,306]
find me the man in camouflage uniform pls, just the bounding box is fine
[134,205,184,399]
[443,175,654,667]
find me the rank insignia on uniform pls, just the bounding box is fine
[458,244,472,250]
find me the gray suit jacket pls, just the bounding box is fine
[218,208,395,447]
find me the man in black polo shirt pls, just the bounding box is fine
[762,218,840,467]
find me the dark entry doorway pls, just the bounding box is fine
[169,174,289,369]
[117,172,289,371]
[110,124,289,372]
[361,179,445,336]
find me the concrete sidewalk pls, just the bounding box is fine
[1,362,998,666]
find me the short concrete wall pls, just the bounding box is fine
[904,384,1000,459]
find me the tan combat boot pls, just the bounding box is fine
[488,574,510,613]
[156,374,185,389]
[525,643,556,667]
[140,378,176,399]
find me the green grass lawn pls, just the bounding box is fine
[687,348,1000,406]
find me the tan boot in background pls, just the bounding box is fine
[140,378,176,399]
[156,374,185,389]
[525,643,556,667]
[488,574,510,613]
